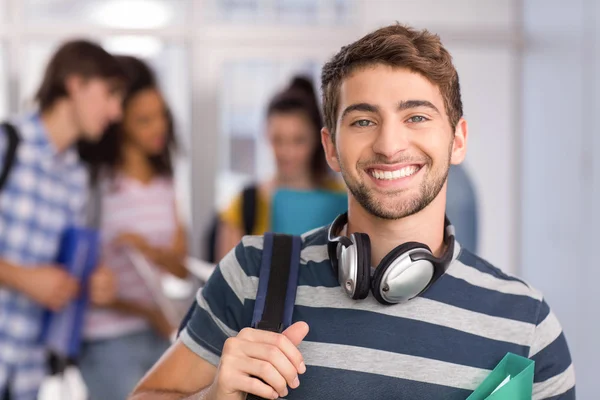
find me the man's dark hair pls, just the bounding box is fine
[35,39,126,111]
[322,23,463,140]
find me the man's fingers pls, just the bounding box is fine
[243,343,300,389]
[49,293,68,311]
[241,359,288,398]
[221,324,309,398]
[239,328,306,375]
[47,300,61,312]
[64,277,80,300]
[236,376,278,400]
[282,321,309,346]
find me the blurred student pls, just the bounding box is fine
[77,55,188,400]
[214,76,343,261]
[0,40,123,400]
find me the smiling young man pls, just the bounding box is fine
[130,24,575,400]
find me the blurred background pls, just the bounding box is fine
[0,0,596,398]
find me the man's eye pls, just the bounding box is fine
[352,119,374,127]
[407,116,429,123]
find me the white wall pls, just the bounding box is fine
[0,43,7,119]
[522,0,597,397]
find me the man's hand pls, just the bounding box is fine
[89,265,117,306]
[20,266,79,311]
[206,321,309,400]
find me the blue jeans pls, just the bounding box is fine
[78,330,170,400]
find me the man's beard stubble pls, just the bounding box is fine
[338,151,451,220]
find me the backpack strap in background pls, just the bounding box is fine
[241,185,258,235]
[248,232,302,400]
[0,122,21,193]
[85,177,103,229]
[252,233,302,333]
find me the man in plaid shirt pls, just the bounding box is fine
[0,40,126,400]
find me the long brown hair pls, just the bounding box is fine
[78,56,176,184]
[267,75,329,185]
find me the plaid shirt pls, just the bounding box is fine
[0,112,88,400]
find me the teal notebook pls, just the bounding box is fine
[271,189,348,235]
[467,353,535,400]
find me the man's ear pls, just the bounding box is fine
[450,118,468,165]
[321,127,341,172]
[64,75,87,97]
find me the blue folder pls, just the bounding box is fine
[39,226,100,359]
[271,189,348,235]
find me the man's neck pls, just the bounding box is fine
[41,100,80,153]
[346,190,448,267]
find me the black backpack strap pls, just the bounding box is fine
[251,233,302,333]
[249,232,302,400]
[241,185,258,235]
[0,122,20,193]
[85,177,103,229]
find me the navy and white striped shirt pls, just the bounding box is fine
[181,227,575,399]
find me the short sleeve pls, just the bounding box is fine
[323,177,345,192]
[219,193,244,232]
[179,240,255,366]
[529,299,576,399]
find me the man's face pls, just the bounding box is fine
[322,65,467,220]
[68,76,123,141]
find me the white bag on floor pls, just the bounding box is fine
[38,366,88,400]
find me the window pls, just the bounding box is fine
[207,0,355,25]
[0,44,7,120]
[21,42,55,109]
[277,0,319,24]
[24,0,189,28]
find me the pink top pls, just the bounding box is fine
[84,174,178,340]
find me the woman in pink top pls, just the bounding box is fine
[77,56,188,400]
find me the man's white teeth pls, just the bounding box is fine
[371,166,420,180]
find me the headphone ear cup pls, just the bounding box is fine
[371,242,432,305]
[351,233,371,300]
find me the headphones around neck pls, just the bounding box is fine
[327,213,455,305]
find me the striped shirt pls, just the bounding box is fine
[181,226,575,399]
[0,113,88,400]
[83,174,178,340]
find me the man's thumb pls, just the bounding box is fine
[282,321,309,346]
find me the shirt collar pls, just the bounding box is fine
[27,112,80,168]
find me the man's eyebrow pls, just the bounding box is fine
[340,103,379,120]
[397,100,440,114]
